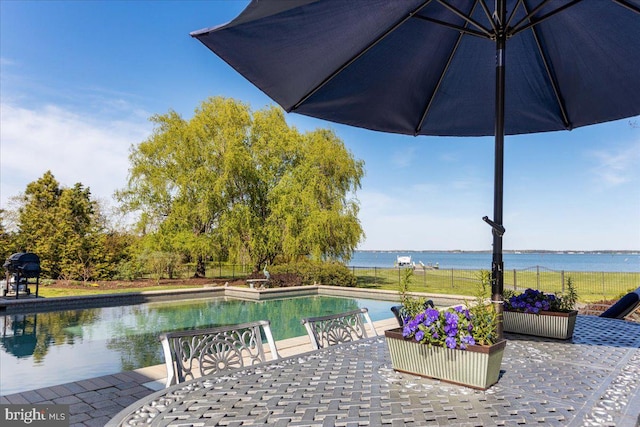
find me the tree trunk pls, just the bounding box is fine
[195,255,206,278]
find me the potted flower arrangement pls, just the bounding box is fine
[385,270,506,390]
[503,278,578,339]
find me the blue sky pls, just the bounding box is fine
[1,1,639,252]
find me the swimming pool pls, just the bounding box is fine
[0,295,395,395]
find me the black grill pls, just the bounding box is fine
[2,252,41,299]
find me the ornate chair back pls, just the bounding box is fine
[301,308,377,350]
[160,320,279,388]
[391,300,435,326]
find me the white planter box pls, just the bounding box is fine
[385,328,506,390]
[503,310,578,339]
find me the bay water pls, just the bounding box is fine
[348,251,639,272]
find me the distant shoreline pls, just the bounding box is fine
[355,249,639,254]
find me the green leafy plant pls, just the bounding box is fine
[398,268,428,318]
[468,270,498,346]
[559,276,578,311]
[269,260,357,287]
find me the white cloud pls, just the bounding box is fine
[356,189,490,250]
[390,144,417,168]
[0,102,152,209]
[0,57,17,66]
[588,139,640,188]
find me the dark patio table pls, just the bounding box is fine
[107,316,640,426]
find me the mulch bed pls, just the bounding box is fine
[579,299,640,323]
[45,273,302,290]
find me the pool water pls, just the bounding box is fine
[0,295,395,395]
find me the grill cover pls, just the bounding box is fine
[3,252,41,278]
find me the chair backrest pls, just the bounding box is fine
[391,300,435,326]
[301,308,377,350]
[160,320,279,388]
[600,288,640,319]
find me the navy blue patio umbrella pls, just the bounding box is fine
[191,0,640,337]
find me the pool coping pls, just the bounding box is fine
[0,284,475,314]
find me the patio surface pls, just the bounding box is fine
[3,312,640,426]
[0,317,397,426]
[107,315,640,427]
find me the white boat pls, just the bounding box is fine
[396,256,414,267]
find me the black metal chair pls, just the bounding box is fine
[391,300,435,326]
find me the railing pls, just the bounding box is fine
[170,262,637,301]
[174,262,253,280]
[348,265,639,301]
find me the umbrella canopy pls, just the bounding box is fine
[192,0,640,136]
[192,0,640,337]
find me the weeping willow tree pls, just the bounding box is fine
[117,97,364,275]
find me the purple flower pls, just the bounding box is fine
[402,325,412,338]
[443,311,459,336]
[462,335,476,346]
[399,303,492,352]
[445,336,456,349]
[506,288,563,314]
[425,308,439,324]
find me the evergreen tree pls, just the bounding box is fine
[0,209,19,263]
[15,171,112,280]
[17,171,64,277]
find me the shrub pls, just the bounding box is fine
[114,259,145,281]
[270,260,357,287]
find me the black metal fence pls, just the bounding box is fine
[178,262,636,301]
[347,265,638,301]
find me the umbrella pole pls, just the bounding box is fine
[492,0,507,341]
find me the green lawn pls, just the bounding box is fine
[36,284,205,298]
[29,267,638,303]
[350,267,638,302]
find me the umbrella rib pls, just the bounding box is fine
[611,0,640,15]
[505,0,524,30]
[436,0,493,36]
[478,0,498,34]
[414,31,465,135]
[507,0,552,35]
[522,1,571,129]
[412,15,488,39]
[290,1,434,112]
[509,0,583,37]
[415,0,483,134]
